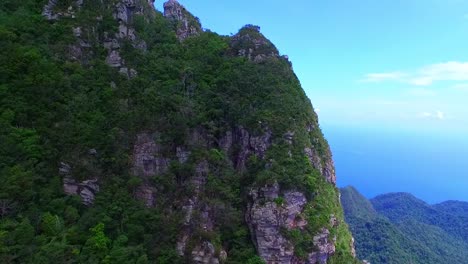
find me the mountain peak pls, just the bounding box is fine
[230,24,284,63]
[163,0,202,41]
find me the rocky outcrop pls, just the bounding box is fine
[176,146,191,163]
[63,177,100,206]
[42,0,83,21]
[307,228,336,264]
[304,147,336,184]
[107,0,151,76]
[246,183,340,264]
[132,133,170,177]
[220,126,272,172]
[163,0,202,41]
[230,25,281,63]
[131,132,170,206]
[43,0,152,77]
[177,160,217,260]
[246,183,310,263]
[192,241,219,264]
[59,162,100,205]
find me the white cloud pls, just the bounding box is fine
[361,72,406,83]
[419,110,446,120]
[362,61,468,86]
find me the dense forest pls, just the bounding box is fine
[0,0,358,263]
[341,186,468,264]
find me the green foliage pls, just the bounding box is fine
[0,0,357,263]
[341,186,468,264]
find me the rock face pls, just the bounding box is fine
[304,147,336,185]
[163,0,202,41]
[43,0,152,77]
[38,1,356,262]
[230,127,272,171]
[63,177,100,206]
[131,132,170,207]
[42,0,83,21]
[192,241,219,264]
[246,183,310,263]
[59,162,100,206]
[308,228,336,264]
[230,25,281,63]
[247,184,338,264]
[132,133,169,177]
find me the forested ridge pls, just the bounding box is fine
[0,0,358,263]
[341,186,468,264]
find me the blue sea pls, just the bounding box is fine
[322,125,468,204]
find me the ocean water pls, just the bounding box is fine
[322,125,468,204]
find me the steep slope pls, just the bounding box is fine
[372,193,468,242]
[341,186,468,264]
[432,200,468,218]
[0,0,357,263]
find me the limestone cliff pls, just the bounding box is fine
[29,0,358,263]
[163,0,202,41]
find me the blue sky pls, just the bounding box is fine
[155,0,468,135]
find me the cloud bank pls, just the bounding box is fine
[362,61,468,86]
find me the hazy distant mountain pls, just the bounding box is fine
[341,186,468,264]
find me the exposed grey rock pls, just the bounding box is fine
[132,133,169,178]
[59,162,72,176]
[219,131,233,153]
[69,44,82,61]
[350,236,357,258]
[305,147,337,184]
[284,131,295,145]
[192,241,219,264]
[115,1,133,23]
[42,0,82,21]
[329,214,338,228]
[192,160,209,194]
[307,228,336,264]
[118,22,136,40]
[72,27,82,37]
[131,133,170,207]
[104,38,121,50]
[219,250,227,263]
[63,177,99,206]
[306,123,315,133]
[182,199,195,224]
[283,192,308,229]
[246,183,309,263]
[246,183,336,263]
[106,50,122,67]
[304,147,323,172]
[230,25,279,63]
[88,148,97,155]
[119,67,138,78]
[176,146,191,163]
[323,158,337,185]
[177,160,210,257]
[163,0,202,41]
[177,233,189,256]
[234,127,272,171]
[42,0,59,20]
